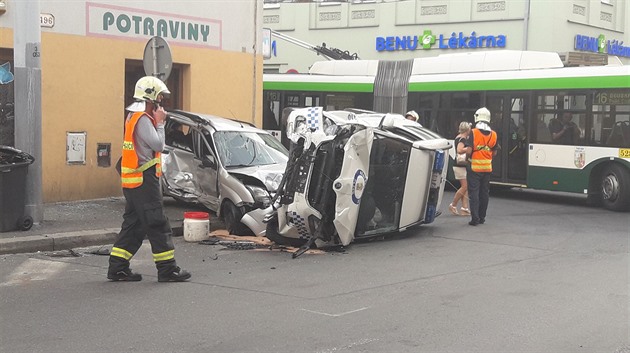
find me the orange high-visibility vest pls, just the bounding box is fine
[120,112,162,188]
[470,128,497,173]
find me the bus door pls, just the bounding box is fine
[486,94,529,185]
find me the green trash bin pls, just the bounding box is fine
[0,145,35,232]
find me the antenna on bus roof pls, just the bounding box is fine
[270,29,359,61]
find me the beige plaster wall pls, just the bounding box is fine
[1,28,262,202]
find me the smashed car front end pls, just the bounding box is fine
[266,108,373,248]
[266,107,451,253]
[271,125,373,247]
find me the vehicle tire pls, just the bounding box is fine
[600,163,630,211]
[222,201,253,235]
[17,216,33,231]
[265,218,308,248]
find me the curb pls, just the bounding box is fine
[0,228,119,255]
[0,218,209,255]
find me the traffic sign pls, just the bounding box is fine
[143,36,172,81]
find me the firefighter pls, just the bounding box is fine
[464,107,499,226]
[108,76,191,282]
[405,110,419,122]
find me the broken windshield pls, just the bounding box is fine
[214,131,288,168]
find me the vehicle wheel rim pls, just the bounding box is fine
[602,173,619,201]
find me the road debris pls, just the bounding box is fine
[208,229,325,255]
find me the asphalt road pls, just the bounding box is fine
[0,190,628,353]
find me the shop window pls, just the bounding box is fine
[0,48,14,146]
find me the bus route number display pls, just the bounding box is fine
[594,91,630,105]
[620,149,630,159]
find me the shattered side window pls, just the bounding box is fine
[165,120,193,152]
[357,135,410,235]
[214,131,288,168]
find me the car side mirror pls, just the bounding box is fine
[201,156,216,169]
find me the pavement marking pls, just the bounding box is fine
[316,338,380,353]
[0,258,68,287]
[300,307,369,317]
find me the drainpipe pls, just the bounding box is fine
[14,0,43,223]
[252,0,260,126]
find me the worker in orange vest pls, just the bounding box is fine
[464,107,499,226]
[108,76,191,282]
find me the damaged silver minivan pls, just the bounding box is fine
[161,110,288,234]
[265,107,451,255]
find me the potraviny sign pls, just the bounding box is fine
[86,2,222,49]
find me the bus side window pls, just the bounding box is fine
[536,118,551,143]
[606,121,630,147]
[533,114,552,143]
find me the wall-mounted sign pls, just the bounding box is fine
[574,34,630,58]
[376,30,506,52]
[40,13,55,28]
[86,3,222,49]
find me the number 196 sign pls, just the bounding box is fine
[40,13,55,28]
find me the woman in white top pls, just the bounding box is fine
[449,121,472,216]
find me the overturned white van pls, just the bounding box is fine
[265,107,451,256]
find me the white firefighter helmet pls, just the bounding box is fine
[474,107,491,123]
[405,110,419,121]
[126,76,170,112]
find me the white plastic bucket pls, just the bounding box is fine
[183,212,209,242]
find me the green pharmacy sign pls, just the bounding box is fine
[574,34,630,58]
[376,30,506,52]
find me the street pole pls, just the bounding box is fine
[14,0,43,223]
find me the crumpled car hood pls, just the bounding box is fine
[226,164,285,192]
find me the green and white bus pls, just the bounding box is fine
[263,51,630,211]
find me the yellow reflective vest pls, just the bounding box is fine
[120,112,162,188]
[470,128,497,173]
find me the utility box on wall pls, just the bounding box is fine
[97,143,111,167]
[66,132,86,165]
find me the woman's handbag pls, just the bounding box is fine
[455,152,468,167]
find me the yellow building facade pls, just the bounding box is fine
[0,1,264,202]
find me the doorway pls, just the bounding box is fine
[124,60,183,117]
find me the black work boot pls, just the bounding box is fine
[107,269,142,282]
[158,267,191,282]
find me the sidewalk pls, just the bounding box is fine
[0,197,222,255]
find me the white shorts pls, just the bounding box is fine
[453,166,467,180]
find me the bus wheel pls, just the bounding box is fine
[600,164,630,211]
